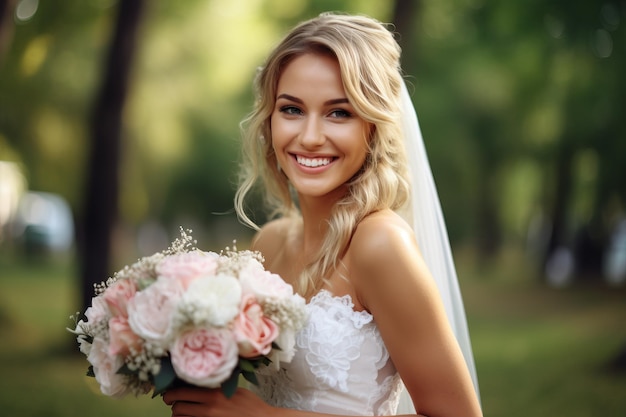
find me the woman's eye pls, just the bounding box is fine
[329,109,352,118]
[280,106,302,115]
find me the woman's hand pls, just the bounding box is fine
[163,386,276,417]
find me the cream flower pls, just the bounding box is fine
[177,274,242,328]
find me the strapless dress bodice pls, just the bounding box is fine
[255,290,403,415]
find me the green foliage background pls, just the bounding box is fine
[2,0,624,265]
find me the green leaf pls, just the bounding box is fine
[241,370,259,386]
[152,357,177,398]
[239,359,257,372]
[220,370,240,398]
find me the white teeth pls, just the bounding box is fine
[296,155,332,167]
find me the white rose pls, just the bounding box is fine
[88,337,130,397]
[178,274,242,327]
[238,264,294,302]
[127,278,185,346]
[85,295,110,325]
[268,327,298,367]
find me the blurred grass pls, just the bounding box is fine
[0,251,168,417]
[1,247,625,416]
[459,247,626,416]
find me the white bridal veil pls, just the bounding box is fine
[395,82,480,414]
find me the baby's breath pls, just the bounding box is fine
[94,277,116,295]
[67,312,83,332]
[126,341,165,382]
[163,227,197,255]
[262,298,308,330]
[217,243,265,276]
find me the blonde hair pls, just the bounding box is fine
[235,13,411,297]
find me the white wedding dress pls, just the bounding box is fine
[255,290,404,416]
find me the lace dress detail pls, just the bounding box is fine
[255,290,404,416]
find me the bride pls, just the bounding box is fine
[163,12,482,417]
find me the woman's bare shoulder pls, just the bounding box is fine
[348,209,429,301]
[251,216,299,259]
[351,209,416,257]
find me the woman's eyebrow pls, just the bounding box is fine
[276,93,302,103]
[276,93,349,106]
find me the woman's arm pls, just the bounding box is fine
[349,211,482,417]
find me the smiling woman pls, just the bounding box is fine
[163,12,482,417]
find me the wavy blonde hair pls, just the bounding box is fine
[235,13,411,297]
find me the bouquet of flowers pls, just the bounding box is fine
[69,229,307,398]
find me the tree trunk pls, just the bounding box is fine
[476,168,501,258]
[391,0,421,75]
[78,0,145,314]
[606,342,626,374]
[542,142,574,278]
[473,117,503,260]
[0,0,15,65]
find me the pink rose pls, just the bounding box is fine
[170,327,238,388]
[108,316,143,356]
[87,337,130,397]
[104,278,137,318]
[233,295,279,358]
[156,251,219,289]
[127,278,185,346]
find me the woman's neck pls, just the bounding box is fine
[296,192,339,257]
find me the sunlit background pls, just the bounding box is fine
[1,1,624,416]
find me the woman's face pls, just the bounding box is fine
[270,53,370,201]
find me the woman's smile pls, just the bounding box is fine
[293,154,336,168]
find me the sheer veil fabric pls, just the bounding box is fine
[395,82,480,415]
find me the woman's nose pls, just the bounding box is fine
[299,117,324,148]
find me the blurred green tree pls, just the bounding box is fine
[78,0,146,314]
[406,0,625,283]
